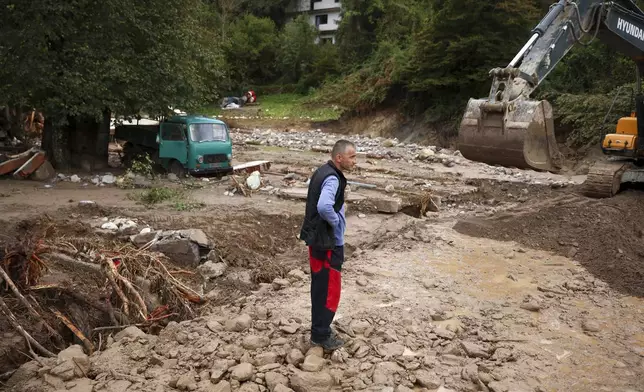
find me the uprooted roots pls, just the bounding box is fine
[0,224,204,361]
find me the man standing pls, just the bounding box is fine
[299,140,357,351]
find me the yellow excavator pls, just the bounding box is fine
[458,0,644,198]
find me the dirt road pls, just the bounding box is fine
[1,127,642,392]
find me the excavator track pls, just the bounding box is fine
[581,161,629,198]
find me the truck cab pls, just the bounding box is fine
[114,115,233,177]
[157,116,233,177]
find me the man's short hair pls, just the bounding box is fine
[331,139,355,158]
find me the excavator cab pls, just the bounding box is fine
[601,112,639,156]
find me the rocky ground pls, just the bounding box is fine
[0,125,642,392]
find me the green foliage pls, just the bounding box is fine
[313,41,406,113]
[536,42,634,96]
[200,93,342,121]
[172,201,206,211]
[552,84,635,147]
[0,0,225,124]
[335,0,422,71]
[128,154,156,178]
[278,15,319,85]
[403,1,539,93]
[130,187,186,205]
[297,43,342,93]
[318,0,543,121]
[3,0,642,151]
[237,0,295,27]
[224,15,280,88]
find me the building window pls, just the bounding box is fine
[315,14,328,26]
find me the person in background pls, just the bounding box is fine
[299,140,357,350]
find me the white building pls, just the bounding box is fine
[287,0,342,44]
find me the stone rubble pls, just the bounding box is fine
[6,283,538,392]
[55,172,154,187]
[230,128,577,188]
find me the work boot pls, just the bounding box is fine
[310,334,345,351]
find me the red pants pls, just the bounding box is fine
[309,246,344,341]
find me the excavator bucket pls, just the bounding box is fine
[457,98,563,172]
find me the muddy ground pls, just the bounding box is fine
[0,125,642,392]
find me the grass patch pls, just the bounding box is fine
[128,186,206,212]
[172,201,206,211]
[128,187,186,205]
[199,93,344,122]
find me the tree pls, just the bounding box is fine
[238,0,295,28]
[402,0,541,101]
[335,0,423,72]
[224,15,280,90]
[278,15,318,84]
[0,0,224,169]
[214,0,240,41]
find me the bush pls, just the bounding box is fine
[311,40,405,113]
[552,83,635,147]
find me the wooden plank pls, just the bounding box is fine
[233,160,271,174]
[0,155,31,175]
[13,152,45,179]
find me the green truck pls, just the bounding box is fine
[113,115,233,177]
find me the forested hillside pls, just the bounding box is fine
[1,0,643,166]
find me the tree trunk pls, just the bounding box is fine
[42,118,71,170]
[94,109,111,170]
[9,106,24,140]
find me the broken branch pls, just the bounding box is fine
[0,264,64,347]
[51,309,95,355]
[152,257,203,303]
[116,273,148,320]
[0,297,54,358]
[100,256,130,316]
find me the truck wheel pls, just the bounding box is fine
[168,160,187,178]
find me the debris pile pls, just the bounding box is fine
[0,148,55,181]
[55,172,153,188]
[232,128,443,161]
[98,217,142,234]
[230,128,579,189]
[226,171,267,197]
[4,280,538,392]
[0,216,214,380]
[0,130,22,148]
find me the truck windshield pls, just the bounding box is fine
[189,123,228,142]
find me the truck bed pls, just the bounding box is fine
[113,124,159,149]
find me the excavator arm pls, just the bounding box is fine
[458,0,644,172]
